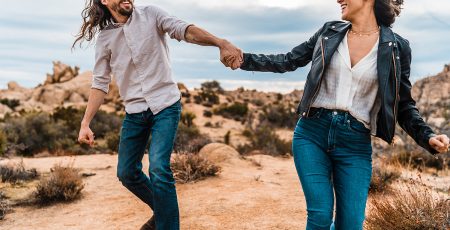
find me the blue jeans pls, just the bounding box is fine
[292,108,372,230]
[117,100,181,230]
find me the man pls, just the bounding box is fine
[75,0,242,229]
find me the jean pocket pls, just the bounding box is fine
[347,119,370,134]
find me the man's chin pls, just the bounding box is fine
[118,7,133,17]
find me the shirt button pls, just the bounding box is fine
[333,111,338,115]
[389,42,393,46]
[302,112,306,116]
[325,37,329,40]
[332,26,336,29]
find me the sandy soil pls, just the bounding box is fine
[1,153,307,230]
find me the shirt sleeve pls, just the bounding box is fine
[151,6,192,42]
[91,40,112,94]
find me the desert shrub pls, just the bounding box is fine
[389,149,450,171]
[1,108,123,156]
[259,104,298,128]
[174,123,211,153]
[204,122,213,127]
[35,165,84,204]
[251,99,265,107]
[369,165,401,194]
[200,80,224,94]
[0,130,6,156]
[105,131,120,152]
[366,184,449,230]
[214,102,248,121]
[199,91,220,107]
[0,161,39,183]
[276,93,283,101]
[224,131,231,145]
[171,152,221,183]
[242,129,252,138]
[203,110,213,118]
[0,98,20,110]
[238,125,292,156]
[180,111,196,127]
[0,192,11,220]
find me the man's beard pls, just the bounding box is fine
[112,0,134,17]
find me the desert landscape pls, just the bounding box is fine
[0,62,449,229]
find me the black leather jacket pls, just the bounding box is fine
[241,21,438,154]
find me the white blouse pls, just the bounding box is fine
[312,31,381,134]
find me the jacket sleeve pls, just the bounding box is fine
[240,23,327,73]
[396,39,438,155]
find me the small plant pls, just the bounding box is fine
[180,111,196,127]
[224,131,231,145]
[203,110,213,118]
[0,130,6,156]
[366,182,450,230]
[200,80,224,94]
[105,131,120,152]
[369,165,401,194]
[0,161,39,183]
[35,164,84,204]
[174,123,211,153]
[171,152,221,183]
[204,122,213,127]
[238,124,292,156]
[0,191,11,220]
[214,102,248,121]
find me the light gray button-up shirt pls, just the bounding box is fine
[91,5,191,114]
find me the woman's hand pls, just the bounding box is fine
[429,134,450,154]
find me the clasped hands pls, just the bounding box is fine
[219,40,243,70]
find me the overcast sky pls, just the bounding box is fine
[1,0,449,92]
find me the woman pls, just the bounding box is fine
[232,0,450,229]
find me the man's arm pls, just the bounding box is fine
[184,25,243,69]
[78,89,106,146]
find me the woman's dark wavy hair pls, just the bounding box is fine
[374,0,404,27]
[72,0,113,49]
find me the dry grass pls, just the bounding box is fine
[0,161,39,183]
[0,192,11,220]
[369,164,401,194]
[366,181,450,230]
[171,153,221,183]
[34,164,84,204]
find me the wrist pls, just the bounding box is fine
[217,39,230,49]
[81,120,90,128]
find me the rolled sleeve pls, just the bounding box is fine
[152,6,192,41]
[91,42,111,94]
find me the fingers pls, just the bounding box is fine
[78,128,95,147]
[219,41,243,70]
[430,135,450,153]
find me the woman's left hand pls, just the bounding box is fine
[429,134,450,154]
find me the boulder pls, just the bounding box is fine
[198,143,240,165]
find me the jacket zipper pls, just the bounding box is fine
[307,38,326,116]
[391,50,399,146]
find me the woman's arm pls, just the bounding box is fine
[396,38,449,154]
[239,24,326,73]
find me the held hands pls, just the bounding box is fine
[429,134,450,154]
[78,124,95,147]
[219,40,243,70]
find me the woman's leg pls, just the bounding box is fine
[293,118,334,230]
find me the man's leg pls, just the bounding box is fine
[148,100,181,230]
[117,112,154,208]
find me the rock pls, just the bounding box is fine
[44,61,80,85]
[198,143,240,165]
[0,104,12,119]
[7,81,24,91]
[68,93,85,104]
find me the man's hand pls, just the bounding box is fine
[219,40,243,70]
[429,134,450,154]
[78,124,95,147]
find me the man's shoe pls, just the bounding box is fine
[139,215,156,230]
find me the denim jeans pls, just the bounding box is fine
[117,100,181,230]
[292,108,372,230]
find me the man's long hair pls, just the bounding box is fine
[72,0,113,49]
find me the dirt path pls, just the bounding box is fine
[1,154,307,230]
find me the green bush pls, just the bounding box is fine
[238,125,292,156]
[0,130,6,156]
[174,123,211,153]
[180,111,196,127]
[259,104,298,128]
[200,80,224,94]
[203,110,213,118]
[0,98,20,110]
[214,102,248,121]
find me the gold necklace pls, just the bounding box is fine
[349,26,380,37]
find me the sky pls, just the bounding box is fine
[0,0,449,93]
